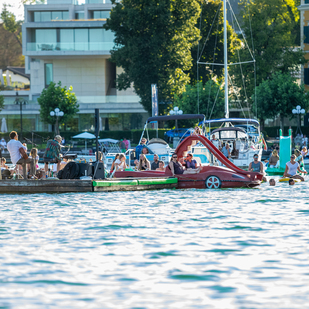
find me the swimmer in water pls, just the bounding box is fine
[269,178,276,186]
[288,179,295,186]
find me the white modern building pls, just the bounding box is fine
[0,0,148,133]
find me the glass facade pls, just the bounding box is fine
[92,10,110,19]
[28,28,115,51]
[33,11,69,22]
[75,12,85,20]
[45,63,53,87]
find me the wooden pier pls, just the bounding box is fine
[0,177,178,194]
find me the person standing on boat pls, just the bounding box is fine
[283,154,306,181]
[221,143,231,158]
[135,138,147,160]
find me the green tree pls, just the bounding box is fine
[252,72,309,131]
[174,80,225,126]
[0,4,22,48]
[189,0,241,85]
[230,0,305,105]
[104,0,201,113]
[37,82,79,130]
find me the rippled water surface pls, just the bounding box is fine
[1,178,309,308]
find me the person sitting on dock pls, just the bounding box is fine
[7,131,36,179]
[151,154,160,170]
[138,154,150,171]
[156,161,165,172]
[1,157,8,170]
[283,154,307,181]
[43,135,62,177]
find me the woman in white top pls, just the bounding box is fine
[115,154,127,171]
[283,154,307,181]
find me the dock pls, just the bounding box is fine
[0,177,178,194]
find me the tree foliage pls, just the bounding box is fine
[230,0,305,104]
[252,72,309,130]
[37,82,79,127]
[0,23,24,69]
[174,80,225,126]
[104,0,201,113]
[189,0,241,85]
[0,4,22,48]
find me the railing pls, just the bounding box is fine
[33,0,113,5]
[27,42,115,52]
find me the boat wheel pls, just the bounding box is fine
[205,176,221,189]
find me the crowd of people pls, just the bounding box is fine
[0,131,69,179]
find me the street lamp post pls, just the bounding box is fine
[292,105,305,136]
[50,108,64,135]
[15,90,27,141]
[169,106,183,148]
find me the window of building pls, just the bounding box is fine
[30,28,114,51]
[305,68,309,85]
[304,26,309,43]
[75,12,85,20]
[60,29,74,50]
[33,11,69,22]
[75,28,88,50]
[45,63,53,88]
[92,10,110,19]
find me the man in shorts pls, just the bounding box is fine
[43,135,62,177]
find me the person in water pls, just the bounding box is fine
[283,154,307,181]
[269,178,276,186]
[248,154,267,182]
[289,178,295,186]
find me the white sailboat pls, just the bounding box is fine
[195,0,263,168]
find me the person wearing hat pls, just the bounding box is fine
[43,135,62,177]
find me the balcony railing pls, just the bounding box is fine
[27,42,115,52]
[33,0,113,5]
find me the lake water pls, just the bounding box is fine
[1,177,309,308]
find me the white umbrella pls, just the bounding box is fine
[1,118,7,133]
[73,132,97,152]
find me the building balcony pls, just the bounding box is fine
[26,41,115,52]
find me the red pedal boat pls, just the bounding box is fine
[114,134,263,189]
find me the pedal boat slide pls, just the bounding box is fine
[114,134,263,189]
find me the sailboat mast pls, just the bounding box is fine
[223,0,229,118]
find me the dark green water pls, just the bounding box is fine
[1,178,309,308]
